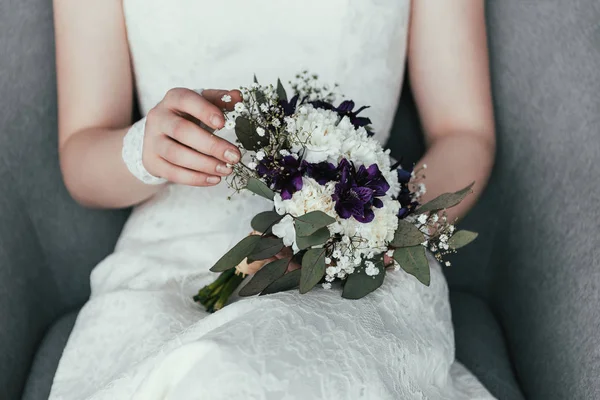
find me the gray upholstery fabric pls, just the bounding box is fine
[1,0,599,399]
[22,311,79,400]
[484,2,600,399]
[451,292,525,400]
[0,0,129,397]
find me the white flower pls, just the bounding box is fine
[365,262,380,276]
[448,225,455,233]
[322,282,332,289]
[255,151,265,161]
[271,215,299,253]
[247,162,257,170]
[234,102,245,112]
[221,94,232,103]
[272,119,281,128]
[325,275,335,282]
[260,103,270,113]
[273,178,336,220]
[336,197,399,252]
[288,105,343,163]
[439,234,448,243]
[445,261,451,267]
[325,257,332,264]
[256,127,266,137]
[224,120,236,130]
[417,214,428,224]
[326,266,337,275]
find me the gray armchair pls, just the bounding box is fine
[1,1,598,399]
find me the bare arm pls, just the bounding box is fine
[54,1,241,209]
[408,0,495,222]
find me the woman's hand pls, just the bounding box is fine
[142,88,243,186]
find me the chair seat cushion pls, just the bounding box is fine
[22,311,78,400]
[451,291,525,400]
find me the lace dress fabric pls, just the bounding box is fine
[49,1,495,398]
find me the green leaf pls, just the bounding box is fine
[253,74,259,84]
[390,219,425,248]
[342,258,386,299]
[295,211,336,237]
[247,237,284,262]
[251,211,282,234]
[393,246,430,286]
[238,258,290,297]
[210,235,261,272]
[246,178,275,200]
[276,78,288,102]
[295,227,330,250]
[234,116,268,151]
[256,90,267,107]
[448,230,478,250]
[299,248,327,294]
[260,269,302,295]
[415,182,475,214]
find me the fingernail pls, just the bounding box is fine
[210,114,223,128]
[207,176,221,184]
[224,149,240,163]
[216,164,232,174]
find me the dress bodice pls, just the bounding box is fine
[123,0,411,145]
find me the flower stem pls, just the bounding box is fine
[194,268,245,313]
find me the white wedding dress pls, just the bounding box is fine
[50,1,495,399]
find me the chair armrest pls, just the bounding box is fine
[0,164,61,400]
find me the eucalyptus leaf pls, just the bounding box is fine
[251,211,282,234]
[390,219,425,248]
[247,237,284,262]
[448,230,478,250]
[253,74,259,84]
[299,248,327,294]
[415,182,475,214]
[295,211,336,237]
[295,227,330,250]
[238,258,290,297]
[246,178,275,200]
[210,235,261,272]
[260,269,302,295]
[235,116,268,151]
[342,258,386,299]
[256,90,267,107]
[393,246,430,286]
[276,78,288,102]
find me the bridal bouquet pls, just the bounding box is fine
[195,72,477,312]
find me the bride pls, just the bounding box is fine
[51,0,496,398]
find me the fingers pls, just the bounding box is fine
[152,110,241,164]
[152,157,221,187]
[156,136,233,176]
[202,89,243,111]
[162,87,225,130]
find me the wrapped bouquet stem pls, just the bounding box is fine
[195,72,477,312]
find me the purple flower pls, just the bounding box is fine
[394,165,419,219]
[256,155,303,200]
[310,100,374,136]
[303,161,338,185]
[332,159,389,223]
[279,94,300,117]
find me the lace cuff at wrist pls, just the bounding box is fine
[122,117,167,185]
